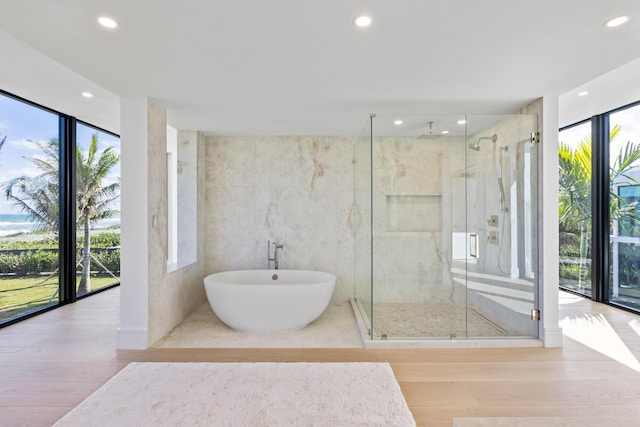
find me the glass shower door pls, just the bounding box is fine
[353,118,373,334]
[465,114,539,339]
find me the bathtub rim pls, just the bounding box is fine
[204,269,336,285]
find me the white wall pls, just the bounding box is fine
[118,98,206,349]
[541,96,563,347]
[117,97,150,349]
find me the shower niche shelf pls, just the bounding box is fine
[385,195,441,232]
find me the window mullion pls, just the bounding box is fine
[58,115,77,304]
[591,114,610,303]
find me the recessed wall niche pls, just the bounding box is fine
[166,125,197,272]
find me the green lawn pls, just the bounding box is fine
[0,275,119,321]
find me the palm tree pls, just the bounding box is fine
[4,135,120,294]
[76,134,119,294]
[558,133,593,291]
[559,124,640,291]
[4,138,60,231]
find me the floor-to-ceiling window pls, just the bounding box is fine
[0,90,120,326]
[75,123,120,297]
[560,101,640,313]
[559,120,593,297]
[0,93,61,322]
[609,103,640,311]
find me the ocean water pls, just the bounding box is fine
[0,213,120,237]
[0,213,36,237]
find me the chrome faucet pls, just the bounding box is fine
[267,240,284,270]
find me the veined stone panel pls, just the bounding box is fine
[205,136,357,303]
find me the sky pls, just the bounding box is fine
[0,93,120,216]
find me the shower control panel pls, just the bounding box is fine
[487,215,499,227]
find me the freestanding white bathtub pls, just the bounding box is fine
[204,270,336,333]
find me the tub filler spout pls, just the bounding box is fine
[267,240,284,269]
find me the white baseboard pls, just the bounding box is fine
[116,328,149,349]
[542,326,563,348]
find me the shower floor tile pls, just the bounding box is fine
[369,303,514,339]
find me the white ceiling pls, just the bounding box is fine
[1,0,640,136]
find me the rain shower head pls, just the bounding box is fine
[417,121,441,140]
[468,133,498,150]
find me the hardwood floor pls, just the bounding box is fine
[2,288,640,426]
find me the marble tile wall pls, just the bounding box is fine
[146,102,207,345]
[369,136,466,305]
[205,136,357,303]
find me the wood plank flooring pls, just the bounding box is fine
[2,288,640,427]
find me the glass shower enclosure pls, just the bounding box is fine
[354,114,539,340]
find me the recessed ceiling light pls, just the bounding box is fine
[354,16,372,27]
[394,120,403,125]
[98,16,118,29]
[604,15,628,28]
[457,120,467,125]
[82,92,94,98]
[578,91,589,96]
[441,130,449,135]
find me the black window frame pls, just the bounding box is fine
[0,88,120,328]
[560,99,640,315]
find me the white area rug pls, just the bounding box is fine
[54,362,416,426]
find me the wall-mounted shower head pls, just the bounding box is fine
[468,133,498,151]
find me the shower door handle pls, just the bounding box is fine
[469,233,478,258]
